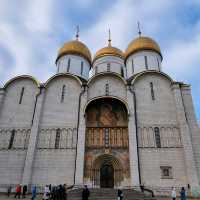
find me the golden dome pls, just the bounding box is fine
[93,45,124,63]
[56,40,92,64]
[125,36,162,60]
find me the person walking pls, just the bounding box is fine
[31,185,37,200]
[180,187,187,200]
[7,185,12,197]
[171,187,176,200]
[22,185,27,198]
[15,185,21,199]
[82,185,90,200]
[117,189,123,200]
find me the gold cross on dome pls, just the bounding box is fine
[108,29,112,46]
[137,21,142,37]
[76,25,79,40]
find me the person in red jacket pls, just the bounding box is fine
[14,185,21,199]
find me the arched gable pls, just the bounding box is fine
[44,73,82,87]
[131,70,173,85]
[88,72,127,86]
[3,75,40,89]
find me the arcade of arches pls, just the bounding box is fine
[84,98,130,188]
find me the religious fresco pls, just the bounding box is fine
[86,99,128,127]
[84,98,130,187]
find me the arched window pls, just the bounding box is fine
[55,129,61,149]
[150,82,155,100]
[19,87,25,104]
[61,85,66,103]
[132,59,134,73]
[67,58,71,72]
[105,83,109,96]
[95,66,98,74]
[107,63,110,72]
[81,61,84,75]
[154,127,161,148]
[8,129,15,149]
[144,56,148,69]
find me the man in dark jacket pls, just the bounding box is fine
[82,185,90,200]
[22,185,27,198]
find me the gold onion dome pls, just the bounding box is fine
[125,36,162,60]
[93,45,124,63]
[56,40,92,64]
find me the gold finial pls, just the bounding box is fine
[108,29,112,46]
[76,25,79,40]
[137,21,142,37]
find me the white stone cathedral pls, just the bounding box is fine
[0,32,200,195]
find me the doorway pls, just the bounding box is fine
[100,163,114,188]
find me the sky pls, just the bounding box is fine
[0,0,200,121]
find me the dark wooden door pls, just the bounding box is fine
[100,164,114,188]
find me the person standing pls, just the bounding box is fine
[31,186,37,200]
[82,185,90,200]
[180,187,187,200]
[22,185,27,198]
[171,187,176,200]
[43,185,50,200]
[117,189,123,200]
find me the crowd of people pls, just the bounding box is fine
[7,184,189,200]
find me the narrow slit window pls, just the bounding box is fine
[55,129,61,149]
[121,66,124,77]
[150,82,155,100]
[105,83,109,96]
[8,130,15,149]
[107,63,110,72]
[95,66,98,74]
[61,85,66,103]
[132,59,134,73]
[154,127,161,148]
[67,58,71,72]
[19,87,25,104]
[157,58,161,71]
[81,61,84,75]
[145,56,148,70]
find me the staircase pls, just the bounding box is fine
[67,188,156,200]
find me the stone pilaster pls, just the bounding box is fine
[75,87,87,186]
[21,87,45,187]
[172,83,199,187]
[180,84,200,184]
[127,87,140,187]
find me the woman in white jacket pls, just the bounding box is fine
[171,187,176,200]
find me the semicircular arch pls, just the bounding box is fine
[44,73,82,87]
[131,70,173,85]
[83,95,130,116]
[88,72,127,86]
[3,75,40,89]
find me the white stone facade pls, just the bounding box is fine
[0,40,199,195]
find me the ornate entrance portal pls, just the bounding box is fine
[84,98,130,188]
[100,163,114,188]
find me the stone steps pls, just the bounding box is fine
[67,188,156,200]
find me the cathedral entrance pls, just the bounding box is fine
[100,163,114,188]
[84,97,130,187]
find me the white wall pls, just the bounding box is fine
[88,74,127,101]
[57,54,90,80]
[92,56,125,77]
[126,51,162,78]
[0,79,39,128]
